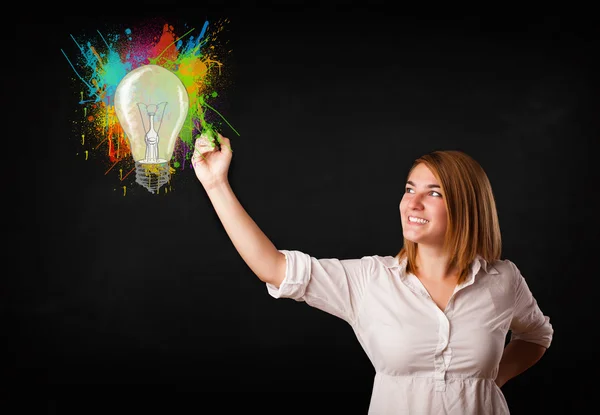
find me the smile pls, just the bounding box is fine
[408,216,429,224]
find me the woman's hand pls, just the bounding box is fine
[191,132,233,190]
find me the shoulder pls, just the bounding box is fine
[370,254,402,269]
[346,254,403,281]
[487,258,517,275]
[485,258,522,289]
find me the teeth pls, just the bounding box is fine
[409,216,429,224]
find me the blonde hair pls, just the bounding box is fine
[396,150,502,284]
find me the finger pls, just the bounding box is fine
[194,139,217,158]
[191,151,205,169]
[192,140,211,167]
[195,135,214,149]
[217,133,233,152]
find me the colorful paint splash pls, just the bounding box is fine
[62,18,238,195]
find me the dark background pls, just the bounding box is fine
[5,5,598,415]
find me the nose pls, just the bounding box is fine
[407,193,424,210]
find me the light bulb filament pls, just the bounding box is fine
[137,102,167,163]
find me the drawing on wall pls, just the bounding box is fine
[62,19,238,195]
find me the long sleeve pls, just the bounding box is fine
[508,261,554,348]
[266,249,375,324]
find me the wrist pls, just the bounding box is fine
[204,179,230,193]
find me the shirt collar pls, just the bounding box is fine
[374,253,499,287]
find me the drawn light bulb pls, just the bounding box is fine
[114,64,189,194]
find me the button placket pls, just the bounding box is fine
[406,272,455,391]
[399,258,485,393]
[433,307,452,392]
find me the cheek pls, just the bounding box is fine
[399,199,407,211]
[433,205,448,223]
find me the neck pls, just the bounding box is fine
[414,245,457,282]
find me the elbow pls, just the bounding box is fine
[526,341,548,367]
[510,339,548,362]
[259,252,286,288]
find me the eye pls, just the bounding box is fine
[405,187,442,197]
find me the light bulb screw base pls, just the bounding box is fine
[135,160,170,194]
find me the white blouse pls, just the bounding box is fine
[266,250,553,414]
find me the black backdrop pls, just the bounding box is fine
[5,6,598,415]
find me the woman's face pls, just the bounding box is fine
[399,163,448,247]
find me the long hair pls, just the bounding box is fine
[396,150,502,284]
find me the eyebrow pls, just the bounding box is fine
[406,180,441,189]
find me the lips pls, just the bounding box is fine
[407,216,429,224]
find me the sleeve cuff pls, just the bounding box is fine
[266,250,311,300]
[510,316,553,348]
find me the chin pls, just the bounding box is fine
[402,233,420,244]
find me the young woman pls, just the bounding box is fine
[191,133,553,414]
